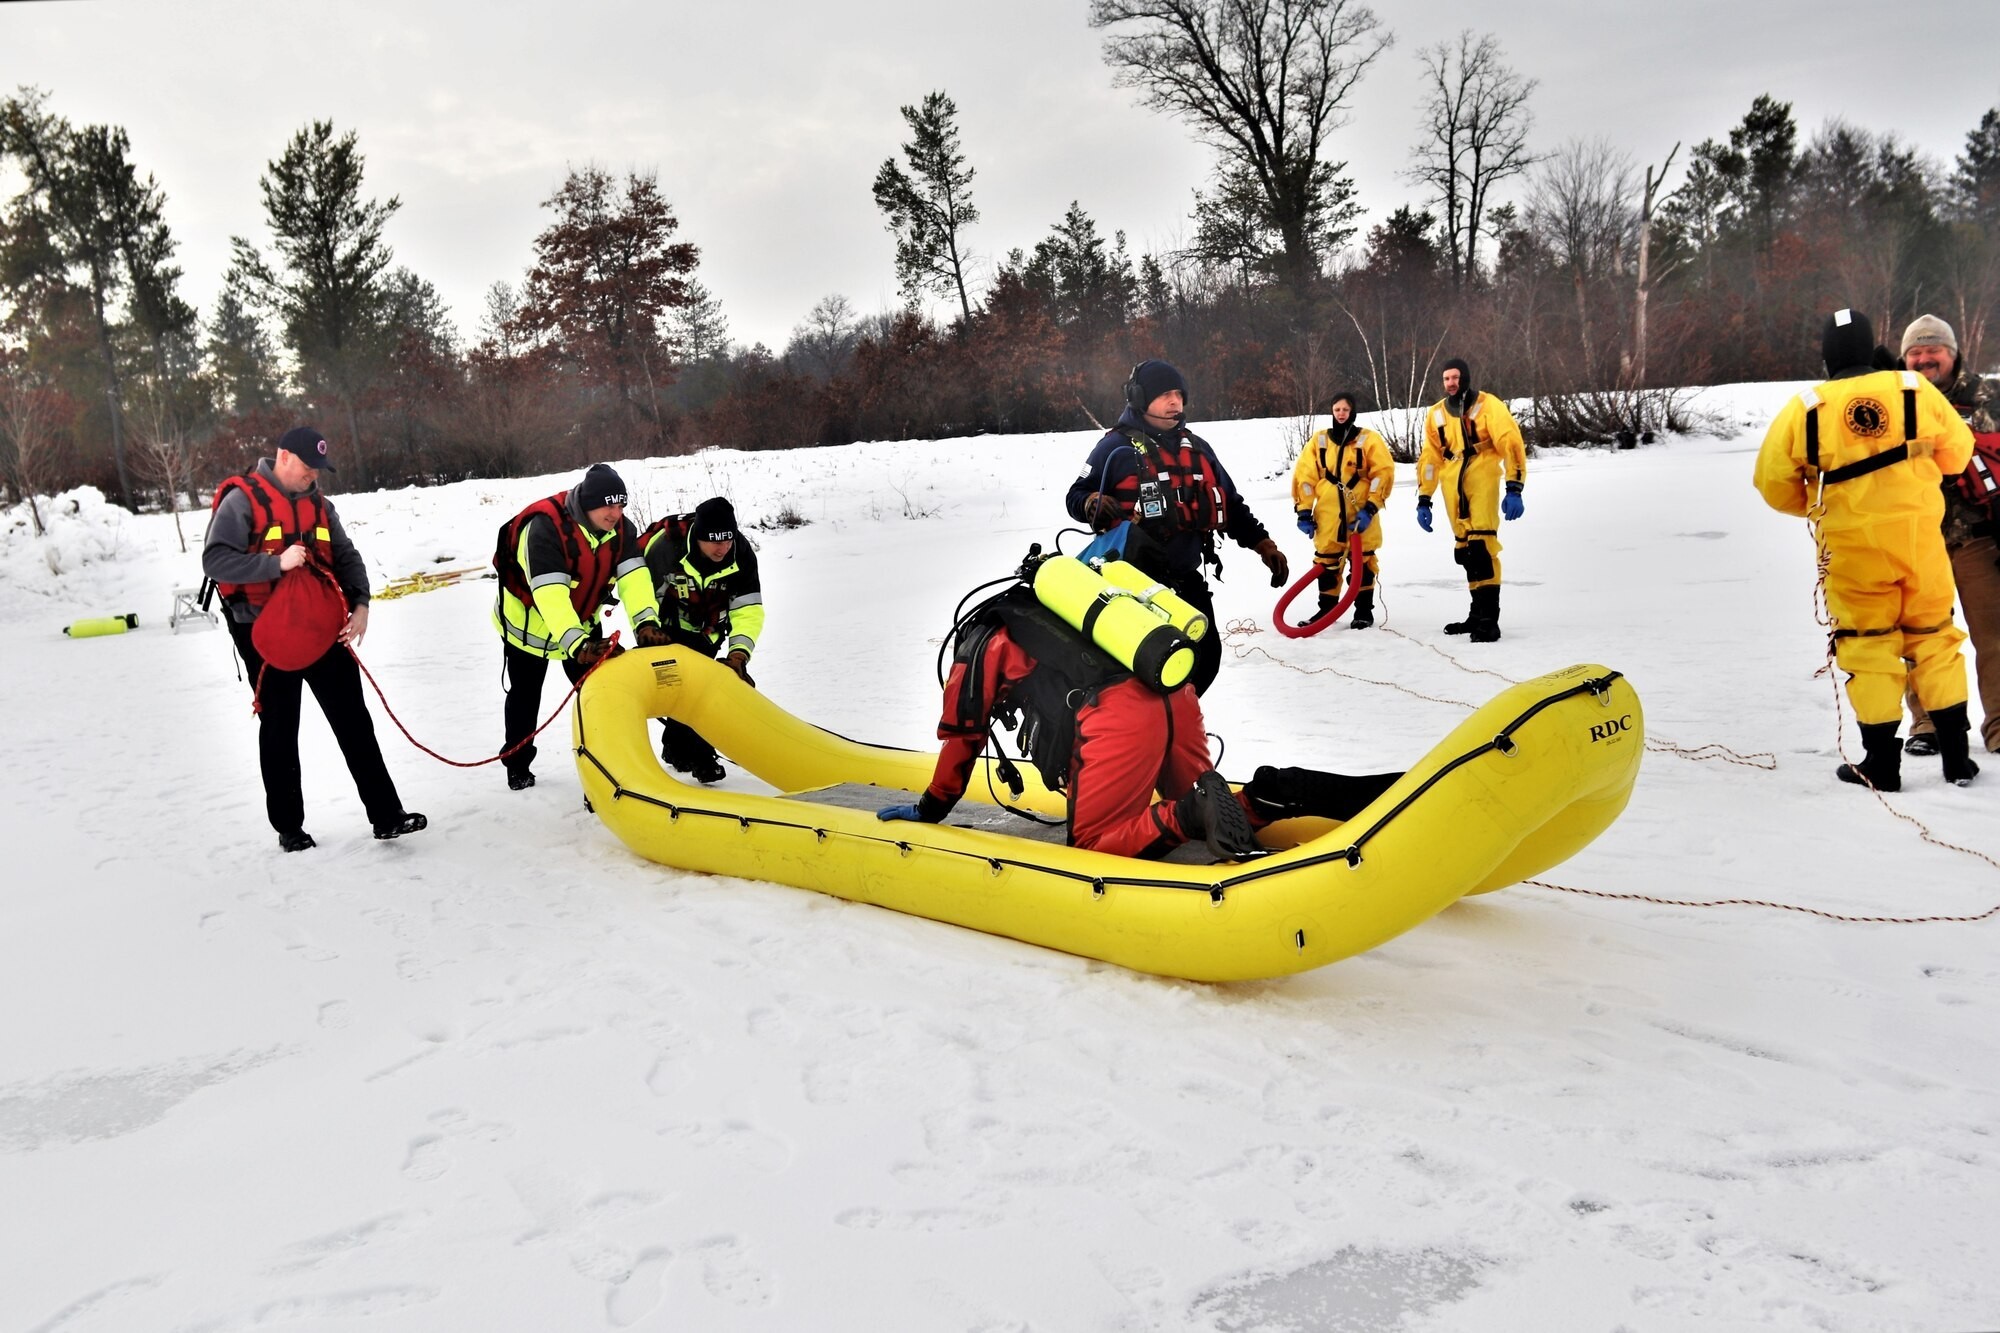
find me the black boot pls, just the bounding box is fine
[1244,765,1403,822]
[1300,593,1336,629]
[1175,771,1263,860]
[1444,594,1476,634]
[1349,588,1375,630]
[1468,585,1501,642]
[1836,721,1903,791]
[1928,702,1981,786]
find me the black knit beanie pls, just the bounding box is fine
[1821,308,1876,376]
[692,496,737,543]
[1126,359,1188,412]
[575,463,629,511]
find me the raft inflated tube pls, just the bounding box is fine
[64,614,138,638]
[1032,555,1194,691]
[1096,560,1209,642]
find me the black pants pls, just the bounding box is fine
[1169,574,1221,697]
[229,618,403,835]
[502,643,585,778]
[654,628,723,769]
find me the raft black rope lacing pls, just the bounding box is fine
[573,671,1628,900]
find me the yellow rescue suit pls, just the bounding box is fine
[1419,392,1526,591]
[1294,424,1393,598]
[1755,369,1975,724]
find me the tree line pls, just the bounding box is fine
[4,0,1999,520]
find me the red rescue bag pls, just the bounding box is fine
[252,562,349,671]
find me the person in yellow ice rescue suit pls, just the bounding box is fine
[1293,389,1393,628]
[493,463,663,791]
[1415,357,1527,641]
[1754,307,1977,791]
[640,496,763,785]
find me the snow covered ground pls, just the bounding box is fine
[2,382,1996,1332]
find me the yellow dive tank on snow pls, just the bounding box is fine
[1094,559,1208,642]
[1031,555,1194,691]
[63,614,138,638]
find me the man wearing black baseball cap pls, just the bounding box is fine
[202,425,427,850]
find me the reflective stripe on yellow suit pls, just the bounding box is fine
[1419,393,1526,592]
[1754,369,1976,724]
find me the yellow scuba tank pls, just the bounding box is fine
[1094,560,1208,642]
[64,614,139,638]
[1031,556,1194,691]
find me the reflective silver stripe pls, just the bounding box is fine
[528,571,573,590]
[556,626,587,654]
[632,608,660,626]
[728,633,754,654]
[728,592,762,611]
[614,556,648,578]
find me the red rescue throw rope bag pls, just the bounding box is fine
[1271,532,1364,639]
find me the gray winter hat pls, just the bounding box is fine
[1900,313,1958,357]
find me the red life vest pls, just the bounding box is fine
[210,470,333,610]
[1122,429,1224,537]
[494,493,621,619]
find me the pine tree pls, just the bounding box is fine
[871,91,979,322]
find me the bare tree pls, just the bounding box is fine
[1526,138,1636,379]
[0,351,66,536]
[1089,0,1391,293]
[1406,30,1537,288]
[125,381,196,551]
[786,293,860,381]
[1631,142,1681,386]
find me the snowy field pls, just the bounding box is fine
[2,382,1997,1332]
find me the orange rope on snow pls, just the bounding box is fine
[349,632,622,769]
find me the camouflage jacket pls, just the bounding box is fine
[1940,367,2000,550]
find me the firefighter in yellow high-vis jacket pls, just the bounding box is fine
[1416,358,1527,641]
[1292,391,1393,628]
[1754,307,1977,791]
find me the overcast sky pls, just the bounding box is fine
[4,0,1996,353]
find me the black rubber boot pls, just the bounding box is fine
[1175,771,1262,861]
[1836,721,1903,791]
[1928,702,1981,786]
[373,811,429,840]
[1244,765,1403,822]
[1904,731,1939,756]
[278,830,316,853]
[1350,588,1375,629]
[507,769,536,791]
[1468,585,1501,642]
[1444,594,1476,634]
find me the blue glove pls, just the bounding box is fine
[877,804,923,822]
[1415,496,1433,533]
[1502,484,1524,521]
[1351,506,1374,535]
[1295,513,1316,537]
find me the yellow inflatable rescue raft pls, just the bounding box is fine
[574,650,1642,982]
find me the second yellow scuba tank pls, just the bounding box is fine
[1030,555,1194,691]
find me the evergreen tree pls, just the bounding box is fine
[230,120,401,483]
[872,91,979,322]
